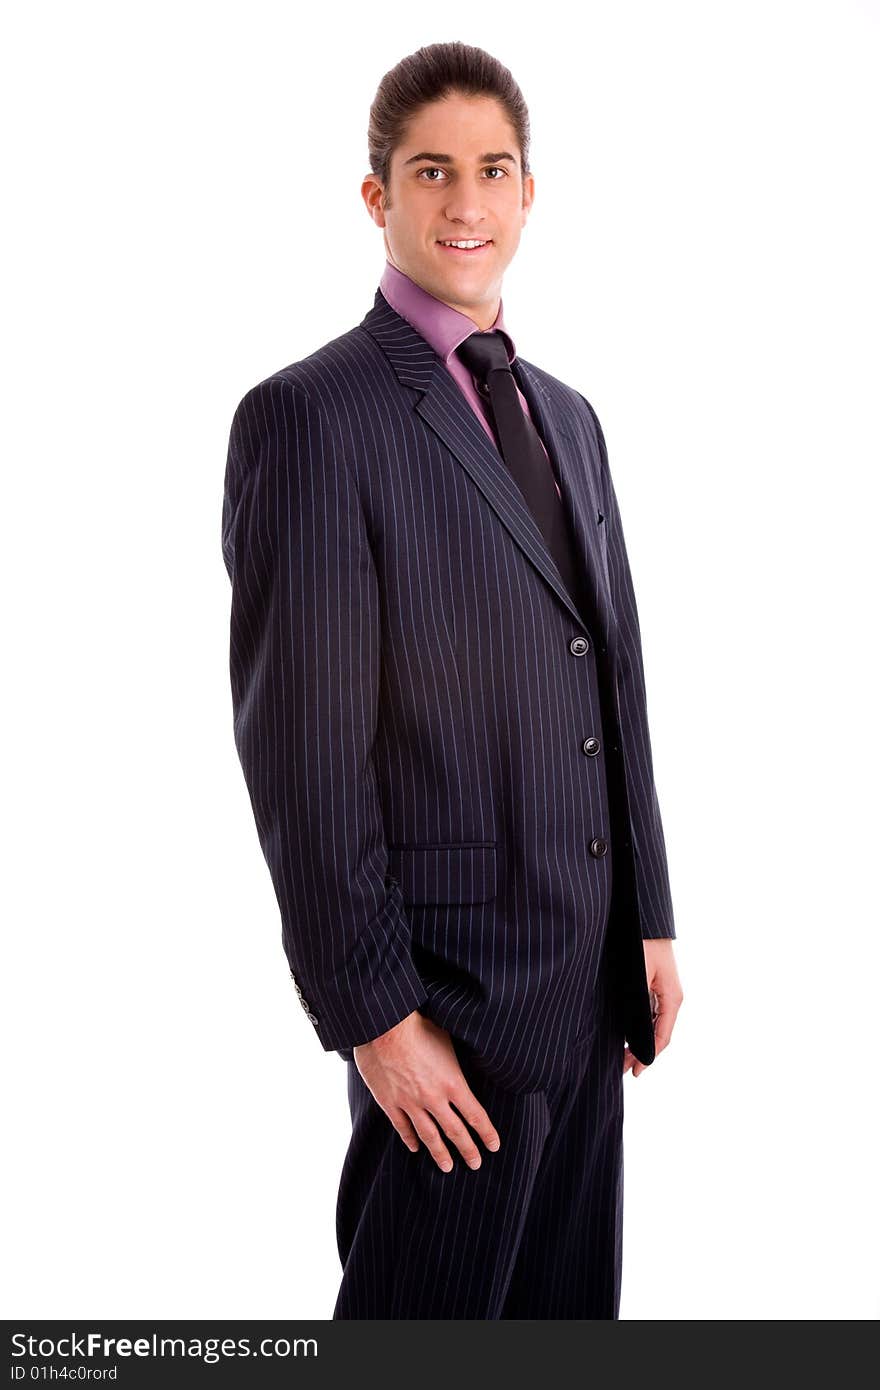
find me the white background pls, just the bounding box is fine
[3,1,878,1320]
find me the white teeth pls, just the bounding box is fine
[440,240,489,249]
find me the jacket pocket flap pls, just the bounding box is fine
[387,842,497,906]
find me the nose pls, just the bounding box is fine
[442,193,489,232]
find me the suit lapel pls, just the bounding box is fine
[360,288,614,643]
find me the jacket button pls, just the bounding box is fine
[569,636,589,656]
[582,736,600,756]
[290,972,316,1019]
[589,836,608,857]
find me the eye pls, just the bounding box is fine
[416,165,509,181]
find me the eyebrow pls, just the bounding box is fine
[402,150,518,167]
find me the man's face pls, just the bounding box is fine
[363,92,535,324]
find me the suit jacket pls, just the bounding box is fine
[221,286,676,1094]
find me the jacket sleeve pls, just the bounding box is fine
[580,394,677,940]
[221,374,430,1049]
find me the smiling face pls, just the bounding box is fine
[362,92,535,329]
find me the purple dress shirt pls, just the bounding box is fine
[378,259,562,499]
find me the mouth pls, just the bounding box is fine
[436,238,494,257]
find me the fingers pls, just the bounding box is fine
[392,1083,502,1174]
[426,1101,485,1170]
[654,1005,676,1054]
[408,1109,456,1172]
[449,1086,501,1156]
[360,1017,505,1173]
[387,1107,420,1154]
[624,981,685,1079]
[654,986,684,1056]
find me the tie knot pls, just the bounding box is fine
[455,331,511,392]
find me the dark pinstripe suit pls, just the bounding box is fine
[221,285,676,1316]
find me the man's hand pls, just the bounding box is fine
[624,939,683,1077]
[354,1011,501,1173]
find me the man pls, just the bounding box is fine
[221,41,682,1319]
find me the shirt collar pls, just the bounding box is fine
[378,258,518,366]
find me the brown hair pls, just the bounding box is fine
[368,41,531,206]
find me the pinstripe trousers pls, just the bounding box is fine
[332,954,625,1320]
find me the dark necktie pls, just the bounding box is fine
[456,330,588,620]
